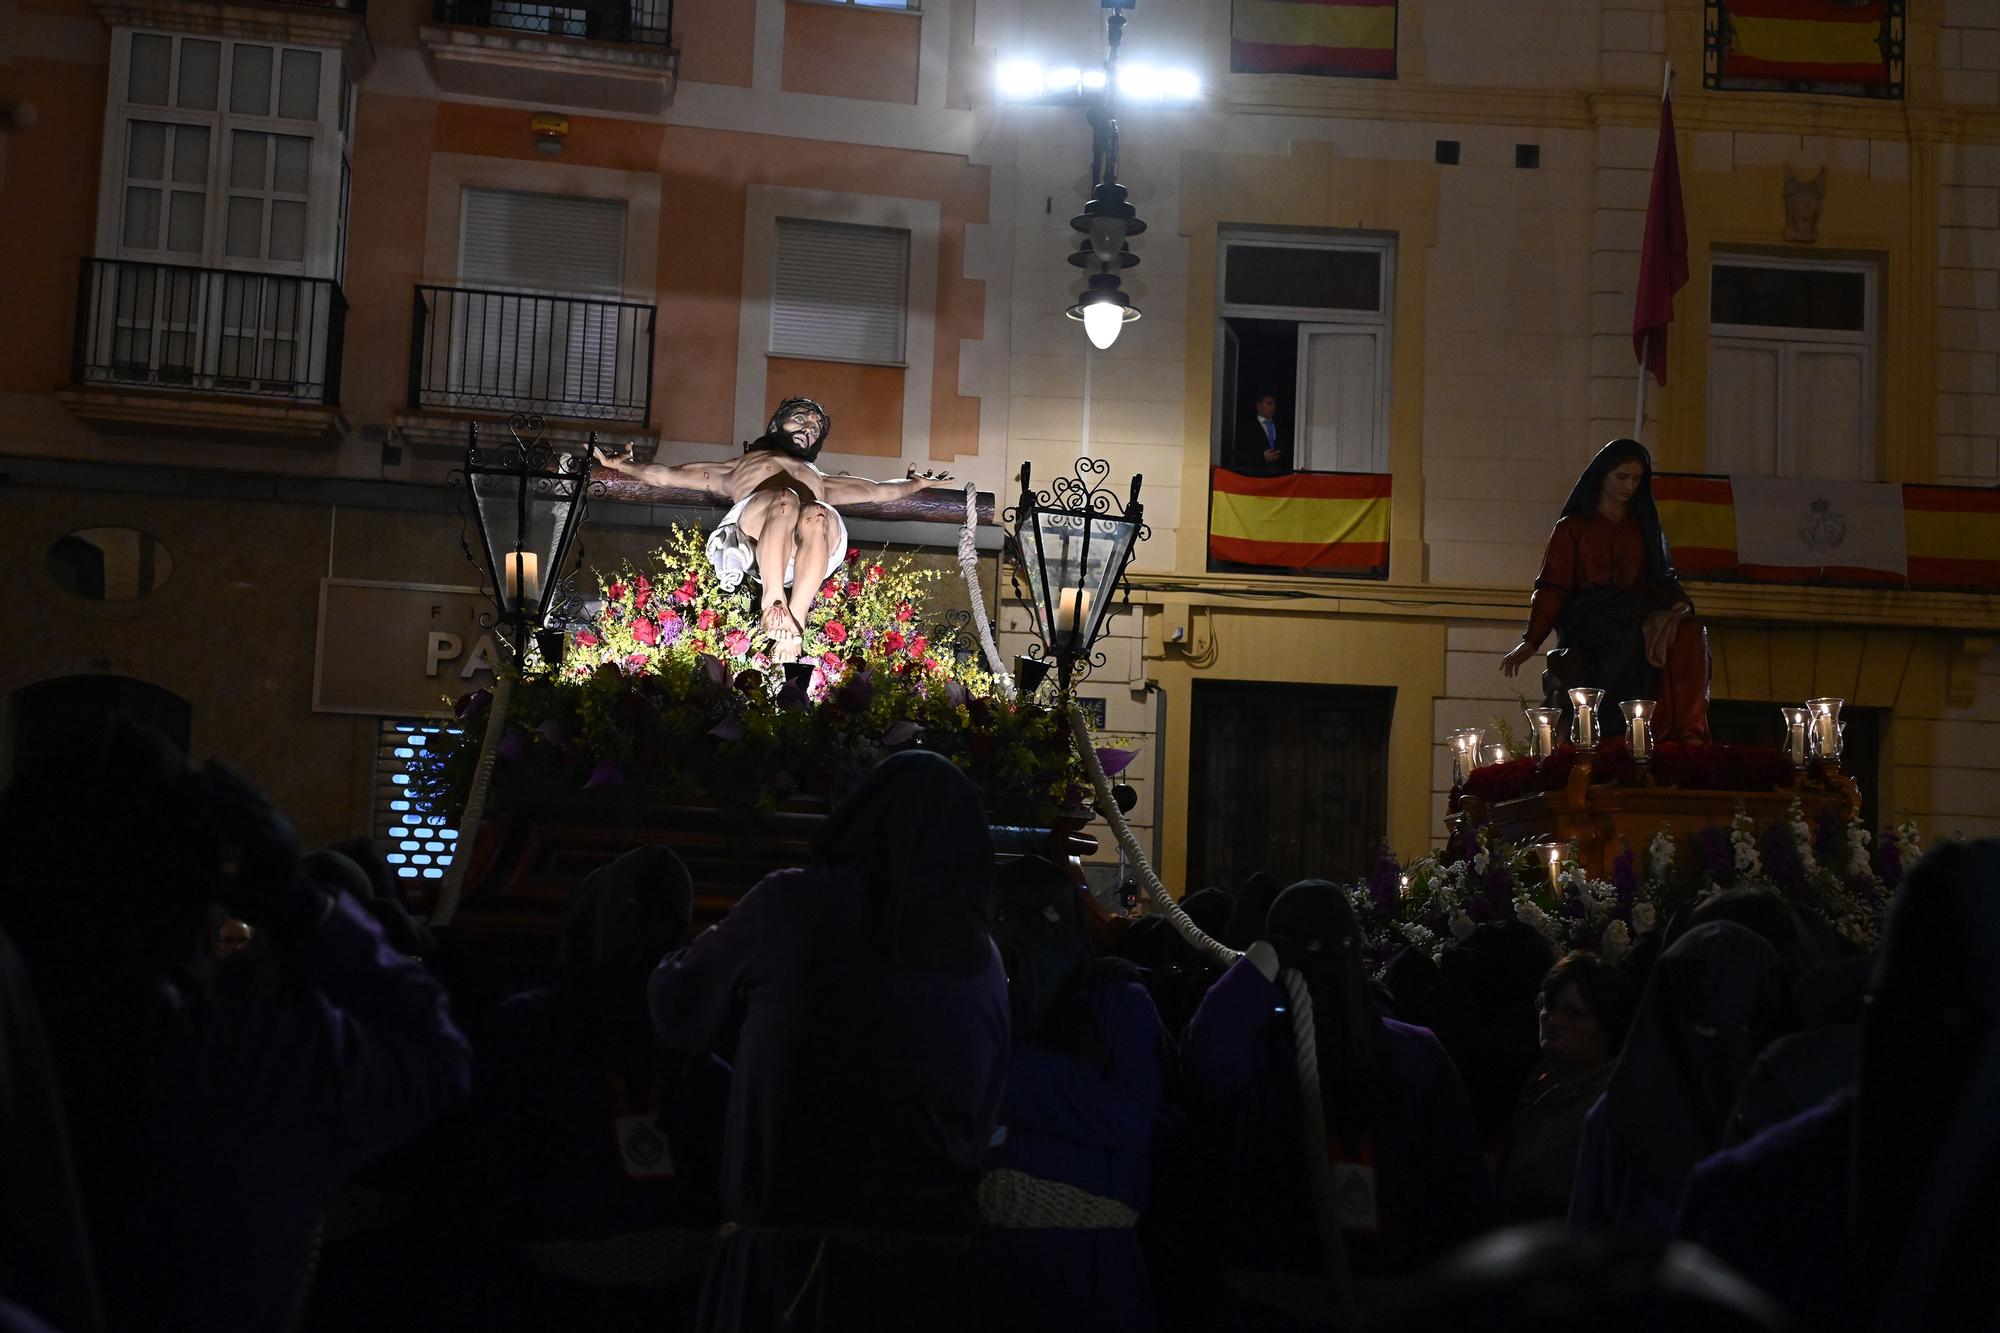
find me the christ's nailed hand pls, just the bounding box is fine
[906,466,952,483]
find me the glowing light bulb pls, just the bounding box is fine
[1082,301,1125,349]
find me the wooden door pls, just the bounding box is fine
[1187,681,1393,893]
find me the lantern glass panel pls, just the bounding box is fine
[1019,507,1138,659]
[469,463,581,620]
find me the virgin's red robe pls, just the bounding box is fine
[1523,512,1710,743]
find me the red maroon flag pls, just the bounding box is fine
[1632,87,1688,387]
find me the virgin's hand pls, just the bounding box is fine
[1500,642,1536,678]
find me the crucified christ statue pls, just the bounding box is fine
[591,397,950,662]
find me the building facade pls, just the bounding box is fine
[2,0,1996,891]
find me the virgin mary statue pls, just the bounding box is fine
[1500,439,1711,743]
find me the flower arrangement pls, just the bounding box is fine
[414,529,1086,825]
[1345,805,1922,971]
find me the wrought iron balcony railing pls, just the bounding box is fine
[71,258,346,405]
[431,0,672,45]
[408,284,656,424]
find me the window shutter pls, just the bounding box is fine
[459,187,627,295]
[1786,346,1869,482]
[1707,341,1781,477]
[769,218,908,365]
[1301,328,1382,472]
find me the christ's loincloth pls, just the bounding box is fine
[705,493,849,591]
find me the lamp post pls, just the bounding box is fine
[1008,457,1147,693]
[458,413,598,666]
[1063,3,1146,349]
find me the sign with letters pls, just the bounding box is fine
[312,579,501,717]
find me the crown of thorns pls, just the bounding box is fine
[767,397,830,439]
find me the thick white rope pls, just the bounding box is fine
[958,483,1015,699]
[431,671,513,927]
[1066,700,1354,1319]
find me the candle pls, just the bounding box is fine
[1780,706,1811,768]
[503,549,541,606]
[1806,698,1844,762]
[1621,699,1656,763]
[1449,728,1485,786]
[1484,742,1511,766]
[1536,841,1567,891]
[1055,586,1094,643]
[1568,688,1605,750]
[1523,706,1563,759]
[1398,872,1411,900]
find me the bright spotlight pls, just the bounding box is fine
[1117,63,1162,99]
[996,60,1045,100]
[1044,65,1082,93]
[1080,69,1108,91]
[1163,68,1200,99]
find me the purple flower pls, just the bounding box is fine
[583,758,624,791]
[495,729,529,762]
[1612,847,1639,905]
[774,680,810,711]
[657,612,683,646]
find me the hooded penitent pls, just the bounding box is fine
[1263,879,1400,1135]
[812,750,995,977]
[1602,921,1783,1202]
[558,845,696,1030]
[744,396,830,465]
[1225,872,1286,953]
[1854,838,2000,1329]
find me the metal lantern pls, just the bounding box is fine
[458,413,598,664]
[1008,458,1147,689]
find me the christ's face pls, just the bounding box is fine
[1602,460,1645,506]
[782,407,825,450]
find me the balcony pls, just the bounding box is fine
[61,258,348,442]
[404,284,655,444]
[419,0,678,116]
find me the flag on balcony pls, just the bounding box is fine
[1231,0,1398,79]
[1633,82,1687,388]
[1903,485,2000,588]
[1710,0,1897,90]
[1651,475,1739,576]
[1209,468,1391,575]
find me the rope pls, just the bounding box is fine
[959,483,1015,699]
[977,1168,1138,1230]
[1066,698,1354,1324]
[431,671,514,927]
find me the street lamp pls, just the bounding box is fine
[458,413,598,666]
[1008,457,1147,691]
[1062,3,1149,349]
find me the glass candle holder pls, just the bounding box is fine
[1449,728,1485,786]
[1536,841,1567,891]
[1523,706,1563,759]
[1780,706,1811,769]
[1568,688,1605,750]
[1483,741,1511,766]
[1620,699,1657,763]
[1806,697,1845,763]
[1397,873,1411,901]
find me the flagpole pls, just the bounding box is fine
[1632,60,1673,442]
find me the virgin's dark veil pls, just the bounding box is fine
[1558,438,1683,597]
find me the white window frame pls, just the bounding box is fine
[1215,230,1396,474]
[1706,253,1878,481]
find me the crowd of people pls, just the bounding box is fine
[1,721,1994,1332]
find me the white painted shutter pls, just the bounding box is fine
[1707,341,1780,477]
[1300,327,1383,472]
[769,218,908,365]
[1786,345,1870,482]
[458,188,628,415]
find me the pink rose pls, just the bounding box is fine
[633,618,660,646]
[696,608,718,630]
[896,602,913,622]
[575,629,600,647]
[724,628,751,658]
[634,576,653,611]
[821,651,844,673]
[883,630,906,654]
[606,581,627,602]
[625,653,648,670]
[824,621,848,645]
[820,578,840,599]
[908,635,927,655]
[844,581,862,597]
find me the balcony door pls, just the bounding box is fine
[1187,681,1393,891]
[453,187,631,420]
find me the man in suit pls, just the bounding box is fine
[1234,392,1290,474]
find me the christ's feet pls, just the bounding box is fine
[761,600,804,663]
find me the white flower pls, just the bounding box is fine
[1515,898,1561,946]
[1647,825,1677,886]
[1600,919,1631,963]
[1845,821,1873,879]
[1632,902,1658,935]
[1730,805,1762,879]
[1449,910,1476,941]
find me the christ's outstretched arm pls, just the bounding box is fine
[820,465,952,507]
[591,442,736,497]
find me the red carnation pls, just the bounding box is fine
[696,608,718,630]
[896,602,913,622]
[824,620,848,645]
[634,575,653,611]
[867,565,883,584]
[626,653,648,670]
[846,547,861,564]
[820,578,840,599]
[674,577,699,605]
[606,581,627,602]
[633,618,660,646]
[686,636,707,653]
[575,629,600,646]
[908,635,927,655]
[821,651,844,673]
[883,630,906,653]
[845,581,862,597]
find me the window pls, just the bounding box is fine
[769,218,909,365]
[1215,231,1394,474]
[374,720,462,883]
[1706,256,1876,481]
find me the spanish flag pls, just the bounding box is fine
[1231,0,1398,79]
[1716,0,1892,88]
[1651,475,1739,577]
[1209,468,1390,575]
[1905,485,2000,590]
